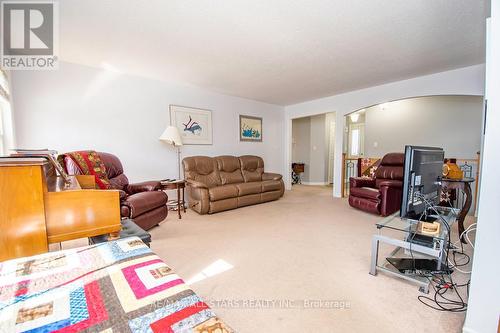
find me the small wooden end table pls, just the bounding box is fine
[441,177,475,243]
[161,180,186,219]
[291,163,304,185]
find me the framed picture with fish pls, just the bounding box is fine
[239,115,262,142]
[170,105,213,145]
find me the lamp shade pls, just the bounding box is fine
[159,126,183,146]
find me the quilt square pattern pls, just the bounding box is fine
[0,237,232,333]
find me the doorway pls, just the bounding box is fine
[291,112,335,187]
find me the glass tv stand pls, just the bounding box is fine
[369,207,458,293]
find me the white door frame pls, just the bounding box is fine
[284,112,342,198]
[328,120,336,184]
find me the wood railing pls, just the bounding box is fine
[341,152,481,214]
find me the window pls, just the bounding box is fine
[0,69,12,155]
[348,123,365,158]
[350,129,359,156]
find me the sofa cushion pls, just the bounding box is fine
[239,155,264,182]
[183,156,222,188]
[208,185,238,201]
[350,186,381,201]
[374,153,404,181]
[262,172,282,181]
[261,180,282,192]
[236,182,262,196]
[216,156,244,185]
[262,190,281,202]
[209,197,238,213]
[99,152,125,179]
[237,194,261,207]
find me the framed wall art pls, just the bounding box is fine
[239,115,262,142]
[170,105,213,145]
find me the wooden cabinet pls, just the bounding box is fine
[0,158,121,261]
[0,162,48,260]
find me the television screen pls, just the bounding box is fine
[400,146,444,219]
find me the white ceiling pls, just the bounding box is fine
[60,0,488,105]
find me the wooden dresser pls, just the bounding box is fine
[0,158,121,261]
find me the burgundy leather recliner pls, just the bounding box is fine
[348,153,404,216]
[61,152,168,230]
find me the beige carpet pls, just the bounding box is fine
[144,185,472,333]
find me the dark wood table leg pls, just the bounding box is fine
[457,182,472,243]
[182,187,186,213]
[177,186,181,219]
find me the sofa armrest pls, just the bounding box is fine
[349,177,376,188]
[122,191,168,218]
[126,181,162,194]
[186,179,209,189]
[378,180,403,189]
[262,172,282,181]
[379,180,403,216]
[186,185,210,214]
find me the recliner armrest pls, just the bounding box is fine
[186,180,209,189]
[126,181,162,194]
[350,177,376,188]
[122,191,168,218]
[262,172,282,181]
[378,180,403,188]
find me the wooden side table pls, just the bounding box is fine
[291,163,304,185]
[161,180,186,219]
[441,177,475,243]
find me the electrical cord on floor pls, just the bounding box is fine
[418,274,469,312]
[447,223,476,274]
[408,195,472,312]
[438,199,475,273]
[414,193,454,272]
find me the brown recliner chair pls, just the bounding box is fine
[348,153,404,216]
[183,155,284,214]
[60,152,168,230]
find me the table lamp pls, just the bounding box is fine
[159,126,183,179]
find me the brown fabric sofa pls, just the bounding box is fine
[183,155,284,214]
[60,152,168,230]
[348,153,404,216]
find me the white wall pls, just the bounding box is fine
[464,13,500,333]
[324,112,336,183]
[0,71,15,155]
[10,61,284,182]
[284,64,486,196]
[363,95,483,158]
[308,114,327,184]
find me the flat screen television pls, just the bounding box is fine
[400,145,445,220]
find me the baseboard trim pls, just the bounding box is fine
[300,181,329,186]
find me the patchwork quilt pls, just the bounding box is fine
[0,237,233,333]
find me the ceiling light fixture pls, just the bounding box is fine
[350,113,360,123]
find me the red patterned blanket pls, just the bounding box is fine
[59,150,111,189]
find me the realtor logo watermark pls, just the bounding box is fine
[1,1,59,70]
